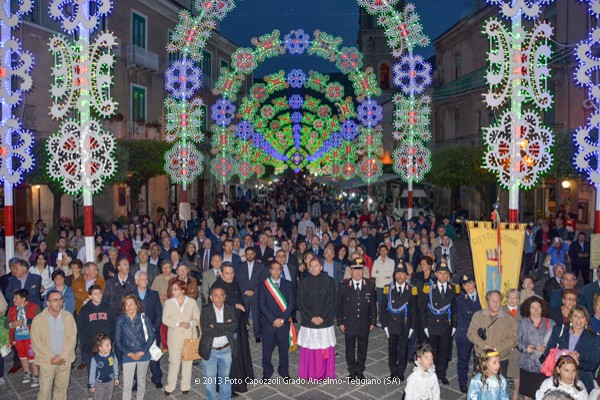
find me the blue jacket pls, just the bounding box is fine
[258,278,295,332]
[455,291,482,342]
[5,273,42,305]
[549,289,587,309]
[114,313,155,363]
[545,324,600,392]
[135,289,162,339]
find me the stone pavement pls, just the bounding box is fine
[1,236,519,399]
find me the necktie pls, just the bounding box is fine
[203,251,209,271]
[356,283,360,293]
[276,282,280,289]
[282,266,288,281]
[442,285,446,296]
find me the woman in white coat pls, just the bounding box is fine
[162,279,201,396]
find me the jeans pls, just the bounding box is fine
[203,347,232,400]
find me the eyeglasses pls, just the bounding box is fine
[48,298,64,303]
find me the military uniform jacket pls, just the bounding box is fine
[419,281,458,336]
[455,291,482,342]
[381,283,418,336]
[336,278,377,337]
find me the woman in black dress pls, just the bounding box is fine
[210,262,254,395]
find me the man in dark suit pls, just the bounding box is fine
[221,239,241,270]
[0,258,18,299]
[254,234,274,264]
[236,247,267,342]
[201,254,223,305]
[419,263,458,385]
[103,258,136,315]
[258,261,295,380]
[5,259,42,305]
[569,231,591,284]
[274,250,298,292]
[130,248,159,284]
[134,270,163,389]
[200,286,238,400]
[199,238,213,273]
[336,259,377,380]
[381,265,418,381]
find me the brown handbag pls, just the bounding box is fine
[182,320,201,361]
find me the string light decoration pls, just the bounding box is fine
[0,0,35,263]
[356,1,432,215]
[164,0,237,200]
[482,0,554,223]
[46,0,117,262]
[210,28,382,182]
[574,0,600,233]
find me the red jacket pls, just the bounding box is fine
[113,238,134,264]
[7,302,40,344]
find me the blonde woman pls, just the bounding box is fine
[162,279,201,396]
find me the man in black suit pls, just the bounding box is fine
[200,286,238,400]
[258,261,295,380]
[134,270,163,389]
[336,258,377,380]
[5,259,42,305]
[221,239,241,270]
[569,231,591,284]
[381,265,418,381]
[236,247,267,342]
[419,263,458,385]
[254,233,274,264]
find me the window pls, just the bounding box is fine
[220,59,229,69]
[454,109,461,138]
[131,85,146,122]
[379,62,391,90]
[202,50,212,88]
[454,53,462,80]
[132,12,146,48]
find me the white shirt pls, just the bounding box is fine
[247,261,254,279]
[352,279,362,291]
[405,362,440,400]
[396,283,406,294]
[212,304,229,348]
[438,283,447,295]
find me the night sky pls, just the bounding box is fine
[219,0,469,75]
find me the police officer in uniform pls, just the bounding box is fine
[381,264,418,381]
[336,258,377,380]
[420,262,458,385]
[455,274,481,393]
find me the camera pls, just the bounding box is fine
[477,327,487,340]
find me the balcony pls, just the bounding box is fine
[126,45,159,72]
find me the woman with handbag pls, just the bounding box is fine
[544,305,600,393]
[517,296,555,400]
[162,279,201,396]
[114,294,155,400]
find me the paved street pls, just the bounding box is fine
[1,236,518,399]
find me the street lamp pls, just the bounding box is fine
[35,185,41,221]
[561,180,571,189]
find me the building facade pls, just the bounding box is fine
[431,0,597,228]
[1,0,250,230]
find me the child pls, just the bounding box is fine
[404,344,440,400]
[535,355,587,400]
[0,291,9,385]
[89,333,119,400]
[6,289,40,387]
[467,348,509,399]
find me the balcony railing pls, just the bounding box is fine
[126,45,159,72]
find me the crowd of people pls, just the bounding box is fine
[0,177,597,400]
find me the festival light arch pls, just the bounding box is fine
[209,28,383,186]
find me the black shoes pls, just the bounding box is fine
[460,385,467,393]
[356,373,366,380]
[440,377,449,385]
[255,337,262,343]
[155,383,164,389]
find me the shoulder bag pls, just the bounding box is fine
[141,313,163,362]
[182,319,202,361]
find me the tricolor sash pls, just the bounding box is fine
[264,278,297,351]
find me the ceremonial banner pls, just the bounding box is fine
[467,221,527,308]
